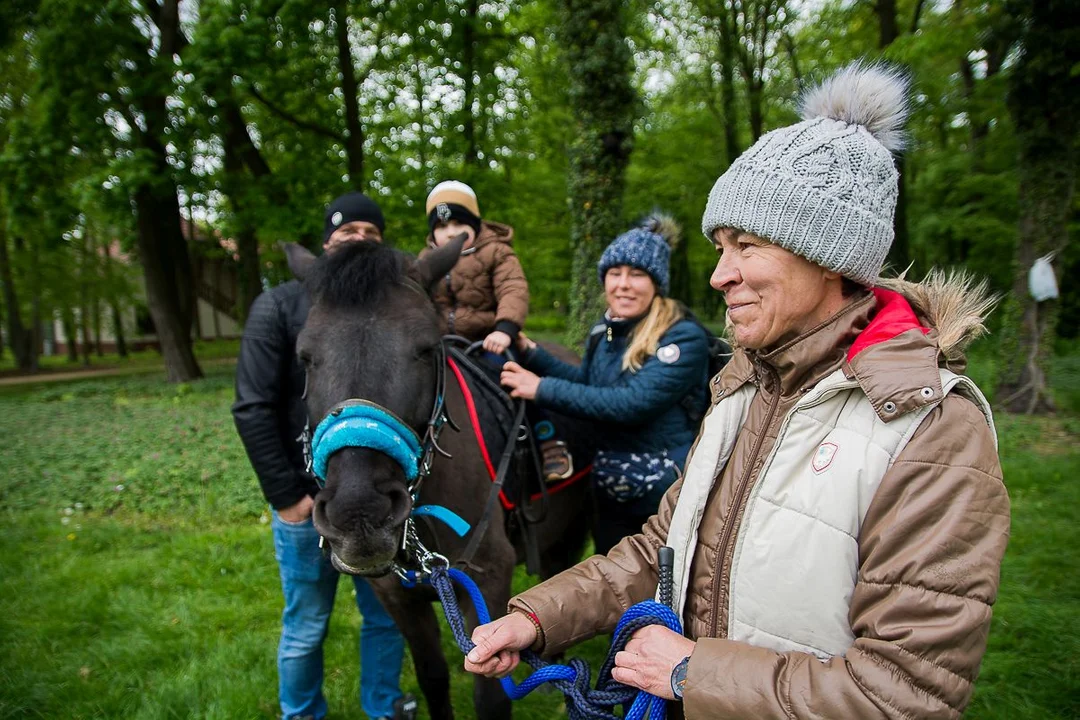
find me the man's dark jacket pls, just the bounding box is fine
[232,280,318,510]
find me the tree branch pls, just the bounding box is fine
[783,31,801,85]
[909,0,927,34]
[246,84,343,141]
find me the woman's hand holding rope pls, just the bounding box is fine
[613,625,696,701]
[465,611,537,678]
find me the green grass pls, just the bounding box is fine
[0,339,242,376]
[0,353,1077,719]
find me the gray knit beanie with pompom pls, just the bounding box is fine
[700,62,910,285]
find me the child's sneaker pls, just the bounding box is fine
[541,440,573,482]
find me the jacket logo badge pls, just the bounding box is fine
[657,344,680,364]
[436,202,452,222]
[812,442,838,474]
[331,211,343,226]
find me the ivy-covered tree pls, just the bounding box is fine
[558,0,638,342]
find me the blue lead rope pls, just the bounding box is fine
[428,566,683,720]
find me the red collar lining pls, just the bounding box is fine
[847,288,930,361]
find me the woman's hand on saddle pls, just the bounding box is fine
[464,611,537,678]
[501,362,541,400]
[483,330,512,354]
[612,625,696,701]
[278,495,314,523]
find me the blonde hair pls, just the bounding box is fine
[623,296,684,372]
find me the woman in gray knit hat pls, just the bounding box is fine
[466,62,1009,719]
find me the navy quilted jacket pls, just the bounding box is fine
[526,316,709,460]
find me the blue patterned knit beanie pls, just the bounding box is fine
[597,215,681,296]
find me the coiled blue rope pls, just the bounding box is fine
[428,566,682,720]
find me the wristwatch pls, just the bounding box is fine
[670,655,690,700]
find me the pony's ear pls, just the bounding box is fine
[283,242,317,281]
[415,232,466,290]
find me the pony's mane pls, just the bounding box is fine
[304,241,406,308]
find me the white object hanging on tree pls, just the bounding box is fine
[1028,254,1059,302]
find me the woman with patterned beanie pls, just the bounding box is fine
[500,215,711,554]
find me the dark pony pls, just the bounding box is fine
[285,238,592,720]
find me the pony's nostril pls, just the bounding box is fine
[387,487,412,526]
[312,495,343,539]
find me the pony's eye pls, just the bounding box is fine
[298,350,315,367]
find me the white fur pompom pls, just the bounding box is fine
[642,213,682,249]
[800,62,910,152]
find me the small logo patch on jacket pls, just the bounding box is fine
[812,442,838,474]
[657,344,681,364]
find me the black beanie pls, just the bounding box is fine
[427,202,482,237]
[323,192,386,242]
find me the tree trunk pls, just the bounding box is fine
[461,0,480,174]
[111,303,128,358]
[28,240,41,372]
[746,80,764,142]
[876,0,899,48]
[718,13,740,164]
[101,232,128,358]
[0,233,34,371]
[88,234,103,356]
[93,297,103,356]
[334,1,365,189]
[133,182,203,381]
[222,134,262,322]
[61,307,79,362]
[873,0,909,270]
[79,233,92,366]
[669,232,693,307]
[413,63,428,177]
[559,0,637,343]
[994,0,1078,413]
[79,305,92,367]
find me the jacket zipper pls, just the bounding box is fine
[708,363,781,638]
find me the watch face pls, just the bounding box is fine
[671,656,690,700]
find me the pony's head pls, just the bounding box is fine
[285,237,464,575]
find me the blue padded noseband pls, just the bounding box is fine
[310,400,423,482]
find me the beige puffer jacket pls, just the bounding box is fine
[422,220,529,342]
[510,275,1010,719]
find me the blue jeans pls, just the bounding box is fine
[272,510,406,720]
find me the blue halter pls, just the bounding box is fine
[310,400,423,482]
[308,397,470,543]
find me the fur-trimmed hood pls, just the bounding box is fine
[877,269,997,365]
